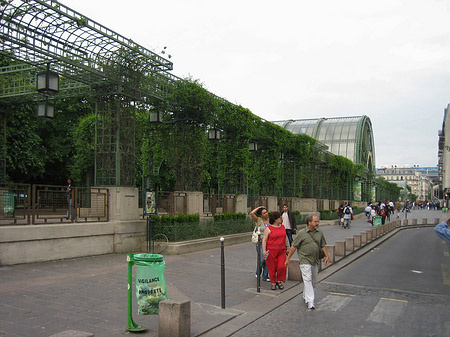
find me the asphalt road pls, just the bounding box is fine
[232,227,450,337]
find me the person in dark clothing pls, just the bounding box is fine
[281,204,297,246]
[65,178,73,220]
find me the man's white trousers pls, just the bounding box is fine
[300,263,319,308]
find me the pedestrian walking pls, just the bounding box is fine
[370,205,377,226]
[262,211,288,290]
[365,203,372,222]
[281,204,297,247]
[250,206,270,281]
[336,203,345,226]
[285,215,329,309]
[65,177,73,220]
[343,203,353,229]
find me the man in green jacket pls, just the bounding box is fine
[285,215,329,310]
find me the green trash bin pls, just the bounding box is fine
[127,253,168,332]
[3,192,15,217]
[373,215,382,227]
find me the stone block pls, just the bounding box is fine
[403,219,408,226]
[288,259,302,281]
[366,229,372,241]
[422,218,428,225]
[299,198,317,212]
[412,219,417,225]
[326,245,335,264]
[345,237,354,251]
[335,241,346,256]
[361,232,367,245]
[159,299,191,337]
[354,234,362,248]
[371,228,377,238]
[435,218,440,225]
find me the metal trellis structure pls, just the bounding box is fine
[0,0,182,185]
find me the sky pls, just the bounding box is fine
[62,0,450,168]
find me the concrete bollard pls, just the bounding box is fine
[435,218,440,225]
[375,227,381,237]
[335,241,346,256]
[423,218,428,225]
[159,299,191,337]
[366,229,372,241]
[345,237,354,252]
[354,234,362,248]
[288,259,302,281]
[361,231,367,245]
[412,219,417,225]
[403,219,408,226]
[326,245,335,264]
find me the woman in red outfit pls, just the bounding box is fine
[262,211,288,290]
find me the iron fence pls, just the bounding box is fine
[0,183,31,225]
[0,183,109,225]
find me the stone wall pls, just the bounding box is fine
[0,190,381,266]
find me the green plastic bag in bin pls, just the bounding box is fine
[135,254,168,315]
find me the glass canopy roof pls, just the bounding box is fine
[272,116,375,171]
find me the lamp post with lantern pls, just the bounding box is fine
[36,63,59,118]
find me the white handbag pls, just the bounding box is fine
[251,226,259,244]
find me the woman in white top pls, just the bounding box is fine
[250,206,270,281]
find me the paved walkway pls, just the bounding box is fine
[0,209,445,337]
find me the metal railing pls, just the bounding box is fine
[0,183,109,225]
[0,183,31,225]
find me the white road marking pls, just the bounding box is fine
[317,294,353,311]
[367,298,408,325]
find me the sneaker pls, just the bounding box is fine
[308,303,315,310]
[265,278,271,282]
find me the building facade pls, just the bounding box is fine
[438,104,450,199]
[376,166,432,201]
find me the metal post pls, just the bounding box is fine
[147,216,153,253]
[126,254,147,332]
[220,237,225,309]
[256,231,261,293]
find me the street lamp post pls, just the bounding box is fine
[36,64,59,95]
[208,127,221,141]
[37,100,55,118]
[36,63,59,118]
[149,110,162,124]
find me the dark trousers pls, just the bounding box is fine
[286,229,293,246]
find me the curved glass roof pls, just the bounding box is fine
[273,116,375,171]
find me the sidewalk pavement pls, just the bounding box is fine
[0,209,445,337]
